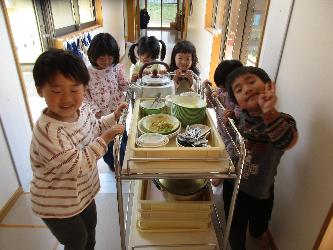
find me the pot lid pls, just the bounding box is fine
[141,70,171,86]
[156,179,208,196]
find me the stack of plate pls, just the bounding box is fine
[137,114,181,139]
[136,133,169,148]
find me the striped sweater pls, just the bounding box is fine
[229,110,297,199]
[30,104,115,218]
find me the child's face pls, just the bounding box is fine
[139,53,152,64]
[175,53,192,72]
[96,55,113,69]
[37,73,85,122]
[232,73,266,114]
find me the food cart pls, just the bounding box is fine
[113,72,246,250]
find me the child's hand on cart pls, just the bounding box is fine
[223,109,236,125]
[211,178,222,187]
[114,103,128,121]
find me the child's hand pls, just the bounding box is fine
[114,103,128,120]
[102,124,125,143]
[211,179,222,187]
[174,69,182,80]
[223,109,236,125]
[203,79,212,87]
[185,70,194,87]
[258,82,277,114]
[185,70,193,78]
[158,69,167,75]
[131,74,139,82]
[95,111,102,119]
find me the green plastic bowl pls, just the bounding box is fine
[140,100,165,116]
[170,96,206,127]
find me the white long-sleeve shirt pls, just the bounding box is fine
[30,104,115,218]
[85,64,128,116]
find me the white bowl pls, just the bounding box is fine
[136,133,169,147]
[138,114,180,135]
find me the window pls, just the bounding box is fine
[36,0,97,38]
[220,0,270,66]
[207,0,227,31]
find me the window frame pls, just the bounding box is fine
[219,0,270,66]
[35,0,97,39]
[53,0,96,37]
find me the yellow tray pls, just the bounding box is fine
[128,98,227,159]
[138,210,211,220]
[137,180,213,213]
[137,219,211,232]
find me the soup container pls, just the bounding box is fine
[140,99,165,116]
[170,95,206,127]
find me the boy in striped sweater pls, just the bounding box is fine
[224,66,298,249]
[30,48,127,249]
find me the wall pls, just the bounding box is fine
[262,0,333,249]
[0,118,20,208]
[98,0,126,57]
[185,0,213,80]
[6,0,42,64]
[259,0,293,79]
[0,5,32,192]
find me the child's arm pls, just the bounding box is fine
[185,70,194,88]
[32,106,127,176]
[84,88,102,117]
[31,127,108,177]
[259,83,298,150]
[262,111,298,150]
[94,103,128,136]
[130,63,140,82]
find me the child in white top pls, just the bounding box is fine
[84,33,129,171]
[128,35,166,82]
[169,40,200,95]
[31,49,127,249]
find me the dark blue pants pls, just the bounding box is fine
[103,130,128,171]
[42,200,97,250]
[223,181,274,250]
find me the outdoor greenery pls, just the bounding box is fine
[147,2,177,25]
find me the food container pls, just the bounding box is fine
[132,61,175,98]
[139,99,166,116]
[169,95,207,127]
[152,179,209,201]
[138,114,180,135]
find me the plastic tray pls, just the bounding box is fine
[128,98,227,160]
[137,180,213,213]
[137,219,211,232]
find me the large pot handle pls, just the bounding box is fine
[138,61,170,78]
[152,179,164,191]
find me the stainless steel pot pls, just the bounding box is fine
[152,179,208,201]
[132,61,175,98]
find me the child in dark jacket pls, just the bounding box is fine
[224,66,298,249]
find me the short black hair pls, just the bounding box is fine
[169,40,199,75]
[87,33,120,66]
[33,48,90,88]
[128,36,166,64]
[226,66,271,104]
[214,60,243,88]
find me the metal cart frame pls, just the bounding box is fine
[113,76,246,250]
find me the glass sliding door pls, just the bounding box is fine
[146,0,178,29]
